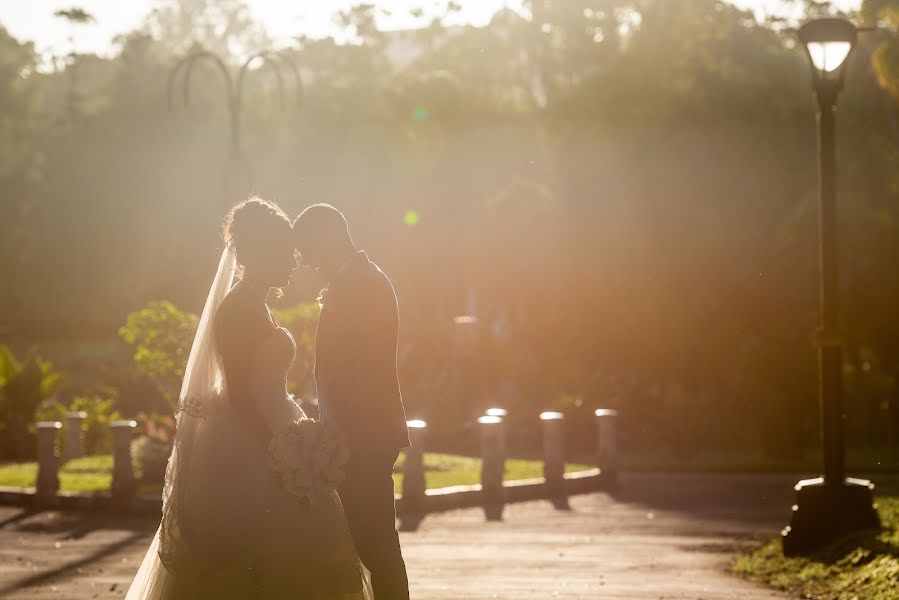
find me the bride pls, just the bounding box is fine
[126,198,372,599]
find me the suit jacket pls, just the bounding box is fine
[314,251,410,452]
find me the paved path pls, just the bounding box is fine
[0,472,824,599]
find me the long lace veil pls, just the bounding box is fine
[126,245,237,599]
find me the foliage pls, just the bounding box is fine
[132,434,171,484]
[272,302,320,398]
[864,0,899,109]
[131,411,176,483]
[0,346,62,459]
[1,0,898,462]
[118,301,198,409]
[733,496,899,600]
[35,395,122,456]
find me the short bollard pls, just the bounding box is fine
[479,415,505,520]
[65,411,88,460]
[540,412,566,502]
[595,409,619,488]
[402,420,428,514]
[452,315,479,359]
[36,421,62,502]
[110,420,138,503]
[485,408,508,459]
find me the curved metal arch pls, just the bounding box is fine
[182,51,236,111]
[275,52,305,111]
[236,52,288,113]
[166,50,236,112]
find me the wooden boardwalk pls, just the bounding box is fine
[0,472,814,599]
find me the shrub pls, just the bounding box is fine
[132,435,171,484]
[35,395,121,456]
[272,302,320,398]
[0,345,62,459]
[118,301,198,409]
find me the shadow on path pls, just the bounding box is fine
[0,529,147,597]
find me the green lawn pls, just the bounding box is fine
[733,496,899,600]
[0,453,592,495]
[0,455,112,493]
[391,452,592,493]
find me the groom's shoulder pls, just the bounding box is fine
[360,259,395,298]
[344,256,395,308]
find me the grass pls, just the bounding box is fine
[733,495,899,600]
[0,455,112,493]
[0,453,592,495]
[391,452,592,493]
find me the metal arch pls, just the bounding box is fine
[237,52,287,113]
[166,48,303,166]
[276,51,305,111]
[167,50,236,112]
[179,51,237,112]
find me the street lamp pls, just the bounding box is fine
[167,49,303,205]
[781,18,880,556]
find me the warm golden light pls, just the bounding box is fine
[806,41,851,73]
[539,411,563,421]
[485,408,507,417]
[477,415,502,425]
[407,419,427,429]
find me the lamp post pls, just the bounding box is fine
[782,18,880,556]
[167,49,303,206]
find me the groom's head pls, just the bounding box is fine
[293,203,357,279]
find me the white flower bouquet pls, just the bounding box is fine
[267,418,350,504]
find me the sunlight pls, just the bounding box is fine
[477,415,502,425]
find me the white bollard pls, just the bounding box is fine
[402,420,428,514]
[540,412,565,498]
[479,415,505,519]
[36,421,62,502]
[595,409,619,487]
[110,420,138,502]
[485,408,508,460]
[452,316,479,359]
[65,411,88,460]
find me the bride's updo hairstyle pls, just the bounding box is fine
[222,197,295,287]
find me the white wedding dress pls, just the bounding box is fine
[126,247,372,600]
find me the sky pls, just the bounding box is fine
[0,0,863,58]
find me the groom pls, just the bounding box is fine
[294,204,411,600]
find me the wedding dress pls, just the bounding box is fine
[126,246,372,599]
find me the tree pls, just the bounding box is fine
[54,6,96,117]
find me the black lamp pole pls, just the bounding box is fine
[815,49,844,489]
[781,18,880,556]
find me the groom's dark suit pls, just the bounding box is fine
[315,250,410,600]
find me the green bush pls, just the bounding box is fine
[132,435,171,484]
[0,345,62,459]
[272,302,320,398]
[35,395,121,456]
[118,301,198,409]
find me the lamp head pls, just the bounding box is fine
[798,18,857,95]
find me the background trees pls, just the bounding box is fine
[1,0,897,464]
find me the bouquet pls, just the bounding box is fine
[267,418,350,504]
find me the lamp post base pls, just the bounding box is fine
[781,476,880,556]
